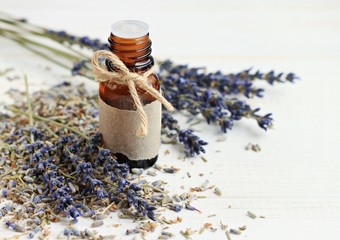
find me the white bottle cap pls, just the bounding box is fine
[111,20,149,39]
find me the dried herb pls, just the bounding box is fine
[0,82,159,237]
[239,225,247,231]
[245,143,262,152]
[230,228,242,235]
[247,211,257,219]
[214,187,222,196]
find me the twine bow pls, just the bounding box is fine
[91,50,174,137]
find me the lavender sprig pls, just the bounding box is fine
[159,60,298,98]
[161,71,274,133]
[162,112,207,156]
[46,30,109,51]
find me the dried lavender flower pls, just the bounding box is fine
[230,228,242,235]
[0,82,161,238]
[91,220,104,228]
[247,211,257,219]
[214,187,222,196]
[5,221,25,232]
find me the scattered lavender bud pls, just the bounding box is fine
[64,228,74,236]
[172,194,181,202]
[214,187,222,196]
[71,228,82,237]
[6,221,25,232]
[1,188,8,197]
[131,168,144,175]
[239,225,247,231]
[84,229,97,238]
[146,170,157,176]
[163,166,179,174]
[152,180,166,188]
[91,220,104,228]
[180,228,197,239]
[216,136,227,142]
[83,210,96,218]
[245,143,261,152]
[201,180,210,189]
[126,228,140,235]
[159,231,175,239]
[185,203,202,213]
[23,175,34,183]
[94,213,106,220]
[230,228,242,235]
[179,193,190,201]
[247,211,257,219]
[220,221,228,230]
[169,204,182,212]
[0,153,5,166]
[154,164,163,171]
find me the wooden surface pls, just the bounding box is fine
[1,0,340,239]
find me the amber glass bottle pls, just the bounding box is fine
[99,20,160,169]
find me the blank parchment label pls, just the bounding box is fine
[99,96,161,160]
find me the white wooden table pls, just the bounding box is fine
[1,0,340,239]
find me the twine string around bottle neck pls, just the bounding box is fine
[91,50,174,137]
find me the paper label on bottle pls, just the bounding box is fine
[99,96,161,161]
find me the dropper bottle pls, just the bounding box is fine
[99,20,161,169]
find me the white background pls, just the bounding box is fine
[1,0,340,239]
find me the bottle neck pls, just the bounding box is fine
[107,33,154,72]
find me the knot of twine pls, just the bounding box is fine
[91,50,174,137]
